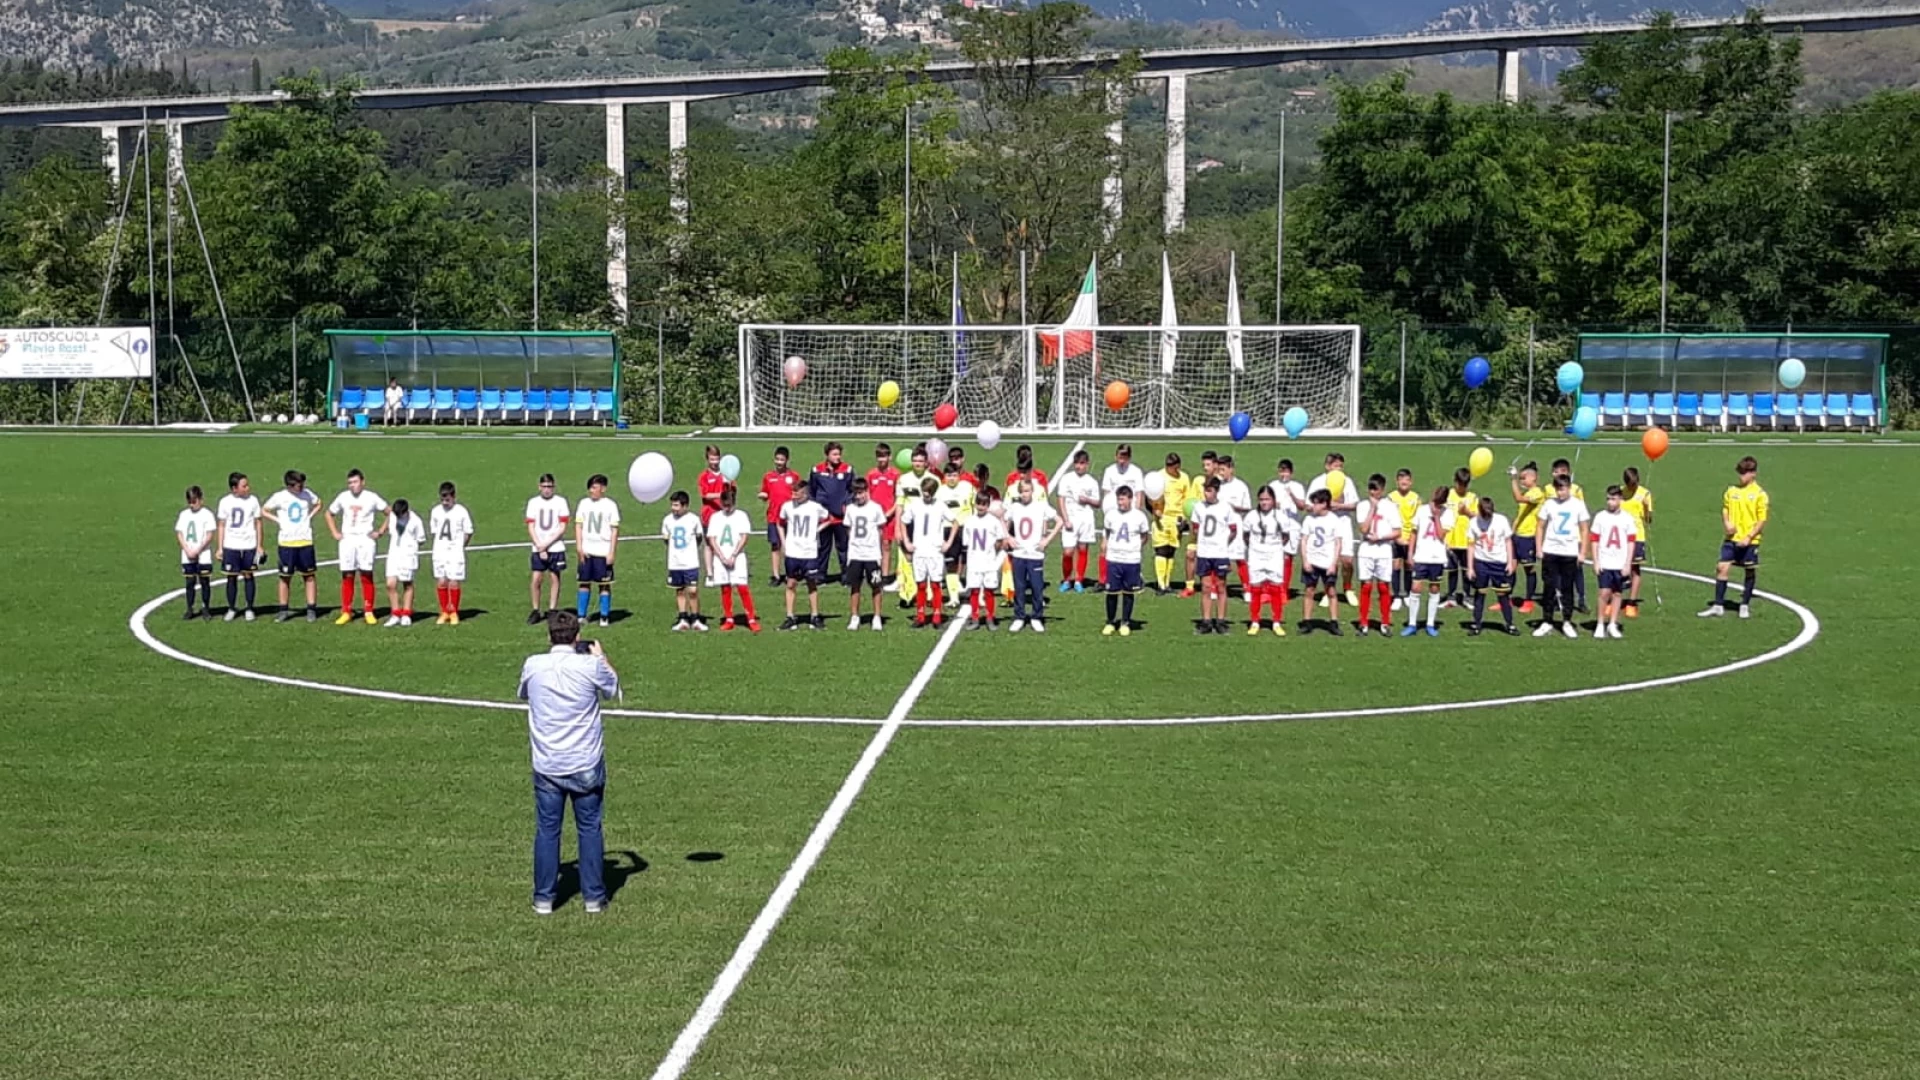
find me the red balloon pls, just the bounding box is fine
[933,402,958,430]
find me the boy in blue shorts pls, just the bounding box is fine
[1101,486,1151,636]
[1465,496,1519,636]
[1700,456,1768,619]
[661,490,705,631]
[174,486,216,619]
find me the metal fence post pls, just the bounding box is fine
[656,316,665,427]
[1526,321,1536,431]
[1398,319,1407,431]
[1659,111,1672,334]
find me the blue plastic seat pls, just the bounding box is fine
[405,387,431,421]
[340,386,366,412]
[1626,392,1651,425]
[1676,392,1700,425]
[526,388,551,424]
[1799,394,1824,427]
[1752,393,1775,428]
[480,387,503,419]
[502,387,526,422]
[1850,393,1877,429]
[1775,392,1800,429]
[1651,392,1675,426]
[1578,391,1600,412]
[1701,393,1725,430]
[432,387,456,421]
[1826,393,1850,427]
[454,387,479,423]
[1600,391,1626,427]
[569,388,594,420]
[593,388,615,421]
[1726,393,1751,429]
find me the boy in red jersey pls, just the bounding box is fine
[696,444,728,525]
[756,446,800,587]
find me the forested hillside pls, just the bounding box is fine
[1,6,1916,428]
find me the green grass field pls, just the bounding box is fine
[2,427,1915,1079]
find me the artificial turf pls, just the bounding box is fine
[0,427,1913,1079]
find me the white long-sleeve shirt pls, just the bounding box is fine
[517,646,620,776]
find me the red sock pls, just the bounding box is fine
[1098,553,1107,582]
[1062,553,1074,580]
[720,585,735,619]
[1248,584,1264,622]
[916,583,928,618]
[340,577,355,611]
[986,592,997,619]
[737,586,757,620]
[361,573,375,609]
[971,590,984,619]
[931,583,944,613]
[1359,583,1374,624]
[450,586,461,612]
[1236,561,1251,591]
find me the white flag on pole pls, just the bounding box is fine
[1226,251,1245,372]
[1158,251,1180,376]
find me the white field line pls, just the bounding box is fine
[645,440,1089,1080]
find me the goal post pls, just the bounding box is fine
[734,323,1362,435]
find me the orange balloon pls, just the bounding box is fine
[1104,381,1131,410]
[1641,426,1669,462]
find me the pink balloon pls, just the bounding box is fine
[783,356,807,387]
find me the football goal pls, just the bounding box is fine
[734,323,1362,435]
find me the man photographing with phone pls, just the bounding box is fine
[517,610,620,915]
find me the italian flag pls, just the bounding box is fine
[1039,258,1099,367]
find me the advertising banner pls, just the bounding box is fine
[0,327,153,379]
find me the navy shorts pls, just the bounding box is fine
[1194,556,1232,581]
[844,559,883,589]
[181,560,210,577]
[1632,541,1648,566]
[667,568,699,588]
[1412,561,1445,582]
[765,521,782,550]
[221,549,257,574]
[1391,541,1409,562]
[1597,568,1630,591]
[1473,567,1514,593]
[1104,561,1143,594]
[1514,537,1537,563]
[531,550,568,574]
[579,555,614,584]
[1302,565,1339,589]
[278,545,317,576]
[1718,542,1760,568]
[785,556,824,584]
[1447,547,1470,570]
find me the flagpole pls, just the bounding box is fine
[902,105,912,325]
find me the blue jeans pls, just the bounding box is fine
[533,761,606,905]
[1011,557,1046,620]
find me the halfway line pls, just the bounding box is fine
[648,438,1087,1079]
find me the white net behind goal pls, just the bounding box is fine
[737,323,1360,434]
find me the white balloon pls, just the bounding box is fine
[627,451,675,504]
[977,420,1001,451]
[926,437,948,466]
[1142,470,1167,502]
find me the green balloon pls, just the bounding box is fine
[894,446,913,469]
[1184,497,1201,519]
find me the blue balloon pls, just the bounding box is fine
[1464,355,1491,390]
[1229,411,1253,442]
[1571,405,1599,440]
[1282,406,1308,439]
[1778,357,1806,390]
[1556,361,1584,397]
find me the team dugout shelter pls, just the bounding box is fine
[326,329,620,426]
[1575,332,1888,432]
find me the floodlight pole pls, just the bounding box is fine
[902,105,912,324]
[1658,110,1672,334]
[531,111,541,331]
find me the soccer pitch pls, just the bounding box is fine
[2,427,1915,1079]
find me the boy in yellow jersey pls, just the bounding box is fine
[1507,461,1545,613]
[1549,458,1589,612]
[1442,467,1475,607]
[1149,453,1198,595]
[1387,468,1421,612]
[1619,466,1654,618]
[1700,456,1768,619]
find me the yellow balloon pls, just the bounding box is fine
[1468,446,1493,478]
[877,380,901,409]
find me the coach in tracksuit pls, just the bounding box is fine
[811,442,855,578]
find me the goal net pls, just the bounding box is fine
[735,323,1361,434]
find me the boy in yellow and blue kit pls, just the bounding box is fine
[1700,456,1768,619]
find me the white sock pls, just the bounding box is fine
[1406,593,1420,626]
[1426,592,1441,627]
